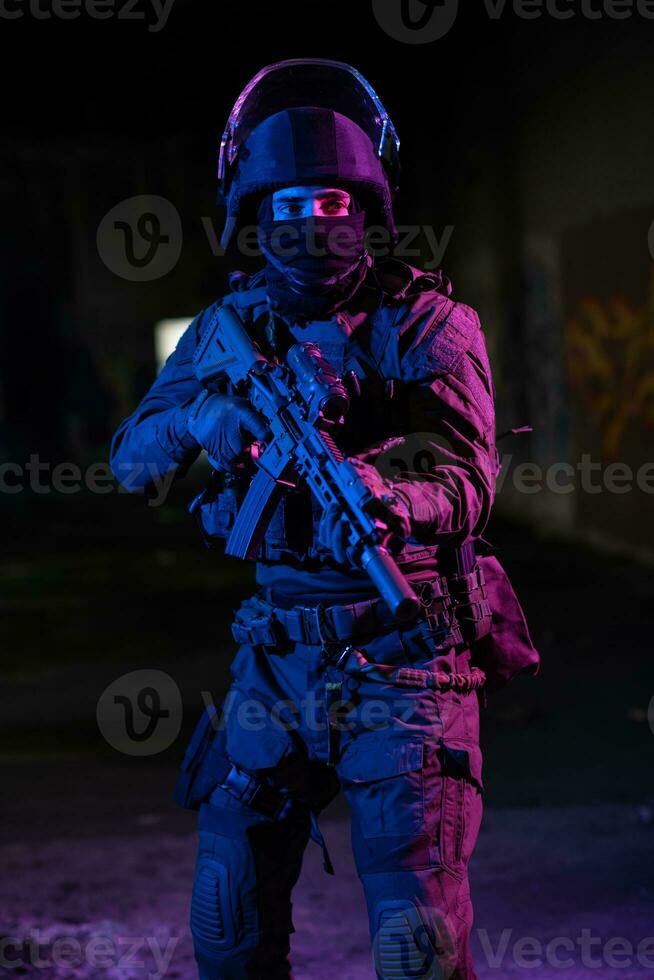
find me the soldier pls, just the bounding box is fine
[110,59,539,980]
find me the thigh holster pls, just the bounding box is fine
[174,703,295,823]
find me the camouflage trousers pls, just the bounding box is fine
[189,609,484,980]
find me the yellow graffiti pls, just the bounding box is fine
[566,268,654,459]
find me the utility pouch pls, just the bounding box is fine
[230,594,290,653]
[470,555,540,691]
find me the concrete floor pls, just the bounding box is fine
[2,491,654,978]
[2,771,653,978]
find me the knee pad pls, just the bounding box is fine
[371,900,458,980]
[191,855,238,956]
[190,825,260,977]
[191,849,293,979]
[190,814,298,980]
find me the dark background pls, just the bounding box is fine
[1,2,654,977]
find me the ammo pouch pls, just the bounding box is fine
[468,555,540,691]
[444,562,493,647]
[188,470,246,549]
[231,593,290,651]
[173,703,229,811]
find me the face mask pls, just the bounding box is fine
[256,212,370,318]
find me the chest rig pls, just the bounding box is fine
[188,260,475,570]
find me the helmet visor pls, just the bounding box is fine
[219,59,400,189]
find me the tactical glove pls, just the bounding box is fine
[317,457,412,566]
[186,391,270,471]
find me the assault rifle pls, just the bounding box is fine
[192,304,420,624]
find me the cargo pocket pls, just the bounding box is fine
[337,735,425,839]
[438,742,484,876]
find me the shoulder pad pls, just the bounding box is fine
[207,273,269,323]
[190,281,266,346]
[373,257,452,301]
[223,284,269,316]
[399,297,481,381]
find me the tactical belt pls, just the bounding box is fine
[231,588,436,648]
[231,563,492,651]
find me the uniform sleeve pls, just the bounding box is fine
[109,309,210,495]
[390,318,500,545]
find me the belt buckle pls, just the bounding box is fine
[301,602,340,648]
[262,615,293,652]
[221,765,292,821]
[295,605,321,646]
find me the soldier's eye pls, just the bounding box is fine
[323,200,349,214]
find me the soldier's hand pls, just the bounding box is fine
[317,502,358,566]
[350,456,412,538]
[317,458,412,567]
[187,392,271,471]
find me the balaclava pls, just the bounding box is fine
[255,190,371,320]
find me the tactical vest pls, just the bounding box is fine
[190,259,489,570]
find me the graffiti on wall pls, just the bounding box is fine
[561,207,654,550]
[566,269,654,460]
